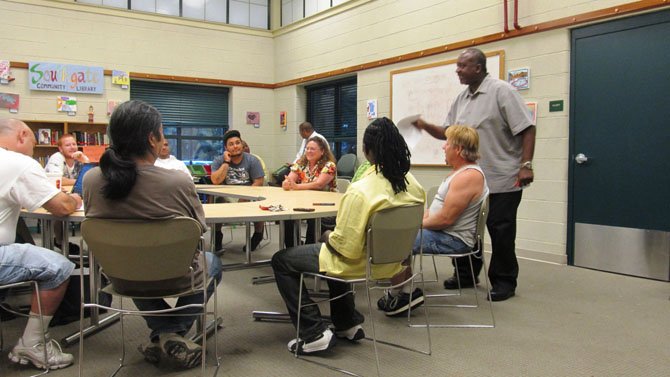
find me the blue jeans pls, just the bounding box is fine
[132,251,223,341]
[0,243,75,290]
[412,229,470,255]
[271,243,364,339]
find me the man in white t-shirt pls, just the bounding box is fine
[44,133,90,186]
[293,122,328,163]
[0,118,82,370]
[154,140,192,177]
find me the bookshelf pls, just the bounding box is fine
[24,120,108,166]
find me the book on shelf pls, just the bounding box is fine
[37,129,51,145]
[50,130,61,145]
[71,131,108,146]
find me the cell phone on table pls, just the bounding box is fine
[293,207,315,212]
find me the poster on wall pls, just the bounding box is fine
[0,92,19,112]
[526,102,538,124]
[246,111,260,125]
[29,62,104,94]
[107,100,121,116]
[279,111,287,130]
[57,96,77,113]
[0,60,11,83]
[508,67,530,90]
[366,99,377,120]
[112,70,129,89]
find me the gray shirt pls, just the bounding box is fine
[446,74,533,193]
[82,164,206,295]
[211,152,264,186]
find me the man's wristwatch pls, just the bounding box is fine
[521,161,533,170]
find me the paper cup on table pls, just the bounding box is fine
[46,172,62,190]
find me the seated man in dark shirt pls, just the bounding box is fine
[210,130,265,252]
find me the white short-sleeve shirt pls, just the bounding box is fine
[0,148,60,244]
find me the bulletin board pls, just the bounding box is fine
[390,50,504,166]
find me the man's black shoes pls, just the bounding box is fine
[443,276,478,290]
[487,290,515,302]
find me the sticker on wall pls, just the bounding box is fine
[280,111,287,130]
[508,68,530,90]
[246,111,260,125]
[0,92,19,113]
[107,100,121,116]
[57,96,77,116]
[366,99,377,120]
[112,70,130,89]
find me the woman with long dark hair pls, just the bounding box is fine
[83,100,222,369]
[271,117,425,354]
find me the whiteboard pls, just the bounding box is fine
[391,50,504,166]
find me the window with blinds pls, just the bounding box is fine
[306,77,357,160]
[131,81,229,164]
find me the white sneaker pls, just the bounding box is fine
[334,325,365,341]
[287,328,336,354]
[8,337,74,370]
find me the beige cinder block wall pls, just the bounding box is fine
[273,0,652,264]
[0,0,277,165]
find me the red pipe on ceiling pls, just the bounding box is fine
[514,0,522,30]
[503,0,510,33]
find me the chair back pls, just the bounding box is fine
[336,153,358,179]
[336,178,350,193]
[425,186,439,209]
[81,217,202,283]
[367,204,423,265]
[474,195,490,252]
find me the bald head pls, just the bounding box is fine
[0,118,36,156]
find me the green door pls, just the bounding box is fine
[569,9,670,280]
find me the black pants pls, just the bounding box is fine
[271,243,364,339]
[452,190,522,292]
[283,220,316,249]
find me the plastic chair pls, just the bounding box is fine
[296,204,431,377]
[411,196,495,328]
[335,178,350,193]
[336,153,357,180]
[0,280,49,377]
[79,217,221,377]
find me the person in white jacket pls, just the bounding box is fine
[154,140,192,177]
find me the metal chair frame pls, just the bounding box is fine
[295,204,431,377]
[411,196,495,328]
[0,280,49,377]
[79,217,221,377]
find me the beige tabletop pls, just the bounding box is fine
[22,185,342,223]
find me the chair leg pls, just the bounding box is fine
[414,253,496,328]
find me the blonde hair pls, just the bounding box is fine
[444,125,480,162]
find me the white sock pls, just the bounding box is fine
[400,285,412,294]
[21,313,52,346]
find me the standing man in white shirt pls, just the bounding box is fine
[293,122,328,163]
[154,140,192,177]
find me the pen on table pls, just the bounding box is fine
[312,202,335,206]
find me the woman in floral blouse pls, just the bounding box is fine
[282,136,337,247]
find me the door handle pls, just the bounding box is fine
[575,153,589,164]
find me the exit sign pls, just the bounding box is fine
[549,100,564,112]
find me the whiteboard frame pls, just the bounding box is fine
[390,50,505,166]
